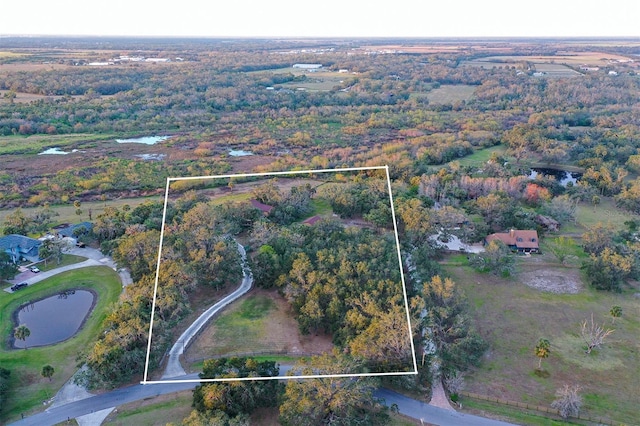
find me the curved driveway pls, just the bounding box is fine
[4,246,132,293]
[162,242,253,379]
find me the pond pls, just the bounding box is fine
[529,167,582,187]
[13,289,95,348]
[116,135,170,145]
[228,149,253,157]
[38,147,80,155]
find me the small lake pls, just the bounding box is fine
[38,147,81,155]
[529,167,582,187]
[229,150,253,157]
[116,135,170,145]
[13,289,95,348]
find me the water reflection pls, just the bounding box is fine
[13,290,95,348]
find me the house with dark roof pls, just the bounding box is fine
[485,229,539,253]
[302,215,322,226]
[56,222,93,239]
[249,199,274,215]
[0,234,42,263]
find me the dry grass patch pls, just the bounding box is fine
[185,289,333,364]
[444,261,640,424]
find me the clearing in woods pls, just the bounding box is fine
[184,288,334,367]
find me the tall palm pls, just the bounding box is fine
[14,324,31,349]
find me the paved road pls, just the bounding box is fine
[9,375,516,426]
[161,242,253,378]
[375,388,516,426]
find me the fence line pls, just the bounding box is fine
[459,391,617,426]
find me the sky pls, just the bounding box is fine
[2,0,639,38]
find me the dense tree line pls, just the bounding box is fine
[0,367,9,414]
[79,196,252,388]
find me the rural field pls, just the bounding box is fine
[445,254,640,425]
[184,289,334,368]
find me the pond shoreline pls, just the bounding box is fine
[10,287,98,349]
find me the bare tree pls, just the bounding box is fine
[580,313,614,354]
[551,384,582,419]
[444,371,465,396]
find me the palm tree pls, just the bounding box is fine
[41,365,55,381]
[610,305,622,324]
[14,325,31,349]
[535,338,551,370]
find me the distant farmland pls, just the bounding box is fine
[410,84,477,104]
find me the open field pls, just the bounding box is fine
[0,266,122,423]
[256,66,352,91]
[425,84,477,104]
[444,257,640,425]
[575,196,640,231]
[531,63,582,77]
[443,144,506,169]
[0,133,118,155]
[0,195,163,228]
[185,289,334,366]
[467,52,637,66]
[0,89,86,104]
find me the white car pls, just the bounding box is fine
[30,266,41,273]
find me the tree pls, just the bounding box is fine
[279,351,388,426]
[0,367,10,414]
[347,294,414,371]
[581,222,615,255]
[582,247,633,291]
[2,208,31,235]
[534,338,551,370]
[29,205,59,234]
[419,276,488,374]
[443,371,465,399]
[469,239,515,276]
[580,313,614,354]
[41,365,55,381]
[0,252,18,280]
[14,325,30,348]
[609,305,622,324]
[546,236,577,266]
[192,357,280,418]
[551,384,582,419]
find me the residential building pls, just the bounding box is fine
[0,234,42,263]
[485,229,539,253]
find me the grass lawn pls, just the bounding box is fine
[185,289,334,370]
[574,196,639,231]
[462,399,576,426]
[454,145,507,169]
[0,266,122,423]
[444,259,640,425]
[103,390,193,425]
[185,293,276,360]
[0,195,162,227]
[30,254,86,272]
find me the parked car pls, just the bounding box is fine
[30,266,40,273]
[11,282,28,291]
